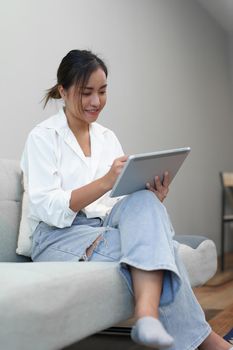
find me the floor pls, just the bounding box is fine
[194,252,233,337]
[194,252,233,312]
[64,253,233,350]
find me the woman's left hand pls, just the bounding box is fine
[146,171,170,202]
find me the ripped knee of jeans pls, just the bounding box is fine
[81,234,107,261]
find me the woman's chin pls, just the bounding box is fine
[84,111,100,122]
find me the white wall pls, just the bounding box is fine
[0,0,233,253]
[229,34,233,97]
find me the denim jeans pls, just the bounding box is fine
[32,190,211,350]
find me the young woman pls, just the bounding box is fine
[21,49,232,350]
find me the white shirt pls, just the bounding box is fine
[21,108,124,233]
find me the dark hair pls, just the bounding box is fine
[43,49,108,108]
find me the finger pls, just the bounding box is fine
[112,155,128,167]
[116,161,126,174]
[154,176,163,192]
[147,182,167,202]
[146,182,156,193]
[147,182,165,202]
[163,171,170,188]
[118,155,128,162]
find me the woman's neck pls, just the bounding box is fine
[64,107,89,134]
[64,107,91,156]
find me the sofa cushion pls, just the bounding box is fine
[177,238,217,286]
[0,159,30,262]
[0,159,22,201]
[16,176,33,257]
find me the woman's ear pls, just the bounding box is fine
[58,85,66,99]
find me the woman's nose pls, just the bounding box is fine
[90,93,100,107]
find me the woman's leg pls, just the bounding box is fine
[131,267,163,319]
[199,332,232,350]
[103,190,181,306]
[101,190,181,348]
[88,227,174,348]
[130,267,174,348]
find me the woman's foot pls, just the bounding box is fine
[131,316,174,349]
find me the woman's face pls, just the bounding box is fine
[61,68,107,125]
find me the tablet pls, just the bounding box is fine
[110,147,191,197]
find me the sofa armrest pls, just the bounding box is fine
[174,235,217,287]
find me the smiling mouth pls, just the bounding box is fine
[85,109,99,112]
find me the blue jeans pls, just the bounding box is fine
[32,190,211,350]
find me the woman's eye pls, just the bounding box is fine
[82,90,106,96]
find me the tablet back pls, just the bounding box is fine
[110,147,190,197]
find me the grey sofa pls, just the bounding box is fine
[0,159,217,350]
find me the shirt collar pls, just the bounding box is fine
[39,108,107,135]
[38,108,107,167]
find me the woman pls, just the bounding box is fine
[21,49,232,350]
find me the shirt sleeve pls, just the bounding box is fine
[21,128,77,228]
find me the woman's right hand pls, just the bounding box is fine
[103,155,128,190]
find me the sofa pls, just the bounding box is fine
[0,159,217,350]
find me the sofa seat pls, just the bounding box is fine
[0,262,133,350]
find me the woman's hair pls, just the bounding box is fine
[43,49,108,108]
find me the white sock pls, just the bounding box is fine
[131,316,174,349]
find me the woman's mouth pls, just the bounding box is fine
[84,109,100,117]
